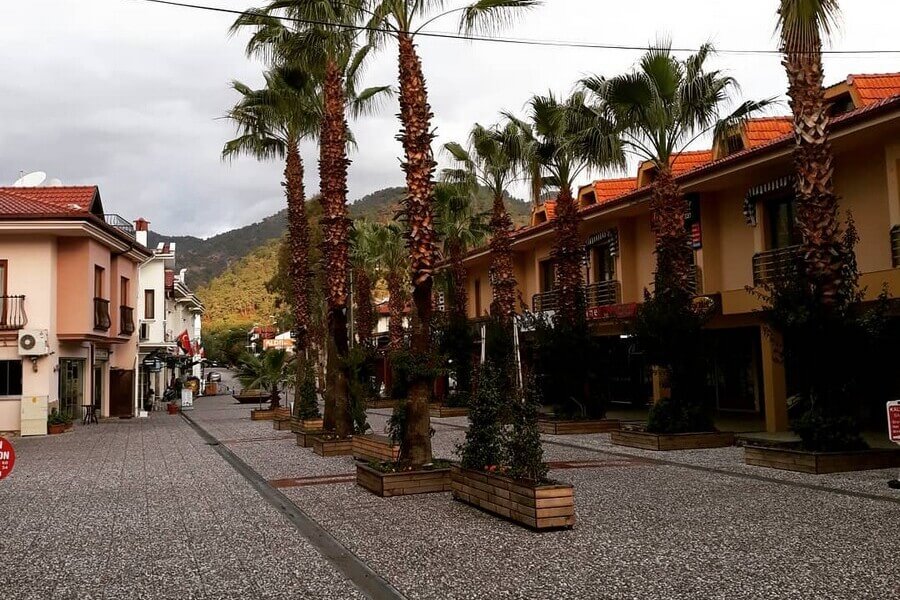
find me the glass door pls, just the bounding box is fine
[59,359,85,420]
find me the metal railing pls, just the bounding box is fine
[103,214,135,237]
[752,245,802,286]
[120,306,135,336]
[687,265,703,296]
[94,298,111,331]
[533,280,621,313]
[0,295,27,330]
[891,225,900,268]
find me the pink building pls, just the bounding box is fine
[0,186,151,434]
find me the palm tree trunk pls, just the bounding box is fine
[286,141,311,354]
[387,273,404,350]
[551,187,584,326]
[397,32,436,467]
[353,266,375,348]
[782,33,843,307]
[650,167,693,296]
[489,194,517,323]
[318,58,353,438]
[448,241,468,320]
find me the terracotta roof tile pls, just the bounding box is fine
[592,178,637,203]
[848,73,900,106]
[744,117,793,148]
[0,186,98,216]
[544,200,556,220]
[669,150,713,175]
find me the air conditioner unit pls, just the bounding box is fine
[18,329,50,356]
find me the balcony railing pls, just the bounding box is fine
[94,298,111,331]
[687,265,703,296]
[533,280,621,313]
[120,306,135,336]
[891,225,900,268]
[752,245,802,286]
[0,295,27,330]
[103,214,135,237]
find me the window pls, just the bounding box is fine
[593,245,616,283]
[539,260,556,292]
[474,279,482,317]
[94,266,104,298]
[144,289,155,319]
[0,360,23,396]
[120,277,130,307]
[0,260,6,296]
[767,195,798,249]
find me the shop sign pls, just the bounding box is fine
[888,400,900,444]
[94,349,109,363]
[181,389,194,411]
[586,302,639,322]
[0,437,15,480]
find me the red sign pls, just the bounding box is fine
[586,302,639,322]
[0,436,15,480]
[888,401,900,445]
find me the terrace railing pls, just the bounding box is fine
[103,214,135,237]
[891,225,900,268]
[584,280,621,307]
[94,298,111,331]
[120,306,135,336]
[752,245,802,286]
[0,295,27,330]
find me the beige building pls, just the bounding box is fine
[461,73,900,432]
[0,186,150,433]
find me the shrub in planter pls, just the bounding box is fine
[345,346,374,435]
[293,360,321,421]
[437,311,475,408]
[458,360,508,471]
[47,408,72,434]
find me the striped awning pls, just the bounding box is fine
[743,175,793,226]
[585,228,619,255]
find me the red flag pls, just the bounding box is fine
[177,330,192,355]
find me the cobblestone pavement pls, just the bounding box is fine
[3,372,900,600]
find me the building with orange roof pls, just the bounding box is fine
[0,185,152,434]
[460,72,900,434]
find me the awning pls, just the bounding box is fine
[743,175,793,226]
[585,228,619,255]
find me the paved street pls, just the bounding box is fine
[2,372,899,599]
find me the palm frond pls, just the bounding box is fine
[458,0,542,35]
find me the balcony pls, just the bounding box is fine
[120,306,135,336]
[891,225,900,268]
[0,295,27,330]
[533,280,621,313]
[94,298,111,331]
[687,265,704,296]
[103,214,135,237]
[752,245,802,286]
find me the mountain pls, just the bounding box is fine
[151,186,532,290]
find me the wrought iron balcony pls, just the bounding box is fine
[103,214,135,237]
[584,280,621,307]
[120,306,135,336]
[0,295,27,330]
[891,225,900,268]
[532,290,559,313]
[94,298,111,331]
[752,245,802,286]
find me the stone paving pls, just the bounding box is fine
[3,373,900,599]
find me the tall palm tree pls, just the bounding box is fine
[776,0,845,307]
[233,1,389,438]
[222,66,319,357]
[582,43,770,299]
[350,220,379,348]
[505,91,624,327]
[432,181,489,320]
[366,0,539,466]
[372,222,409,351]
[443,122,521,322]
[236,350,294,409]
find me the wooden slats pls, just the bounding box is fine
[352,434,400,462]
[250,409,275,421]
[745,446,900,474]
[610,430,735,451]
[428,405,470,418]
[537,419,621,435]
[355,462,452,497]
[311,436,354,457]
[290,418,324,434]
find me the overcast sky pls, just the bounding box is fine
[1,0,897,237]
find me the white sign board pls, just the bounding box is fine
[20,396,48,437]
[180,389,194,411]
[887,400,900,445]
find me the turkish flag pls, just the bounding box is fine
[177,330,192,355]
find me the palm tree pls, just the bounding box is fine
[222,66,319,357]
[582,43,770,299]
[505,91,624,327]
[432,181,489,320]
[443,123,521,322]
[235,350,293,409]
[350,220,379,348]
[776,0,845,307]
[232,1,389,438]
[371,222,409,351]
[365,0,539,465]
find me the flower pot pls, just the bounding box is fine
[48,423,67,435]
[166,403,179,415]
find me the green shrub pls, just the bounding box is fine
[646,396,712,434]
[293,360,320,420]
[506,372,548,483]
[458,359,507,471]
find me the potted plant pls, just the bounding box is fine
[291,360,323,438]
[166,401,179,415]
[235,350,291,421]
[47,408,72,434]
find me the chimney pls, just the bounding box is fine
[134,218,149,247]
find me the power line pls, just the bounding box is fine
[130,0,900,56]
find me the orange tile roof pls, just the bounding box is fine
[669,151,713,175]
[744,117,793,148]
[592,178,637,204]
[544,200,556,220]
[848,73,900,106]
[0,186,99,216]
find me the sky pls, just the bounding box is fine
[1,0,898,238]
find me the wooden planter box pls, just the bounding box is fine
[352,434,400,462]
[295,430,319,448]
[367,399,400,409]
[537,419,620,435]
[610,429,735,451]
[450,465,575,530]
[744,445,900,474]
[356,461,451,497]
[250,408,276,421]
[233,392,271,405]
[311,435,353,457]
[272,407,292,430]
[290,417,324,435]
[429,405,470,418]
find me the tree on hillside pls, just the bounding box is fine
[366,0,540,467]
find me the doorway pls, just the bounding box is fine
[59,359,85,420]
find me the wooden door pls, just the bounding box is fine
[109,369,134,417]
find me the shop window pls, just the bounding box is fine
[0,360,23,396]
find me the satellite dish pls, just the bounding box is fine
[12,171,47,187]
[47,178,63,187]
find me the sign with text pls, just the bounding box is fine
[586,302,639,322]
[888,400,900,444]
[0,437,16,480]
[181,389,194,411]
